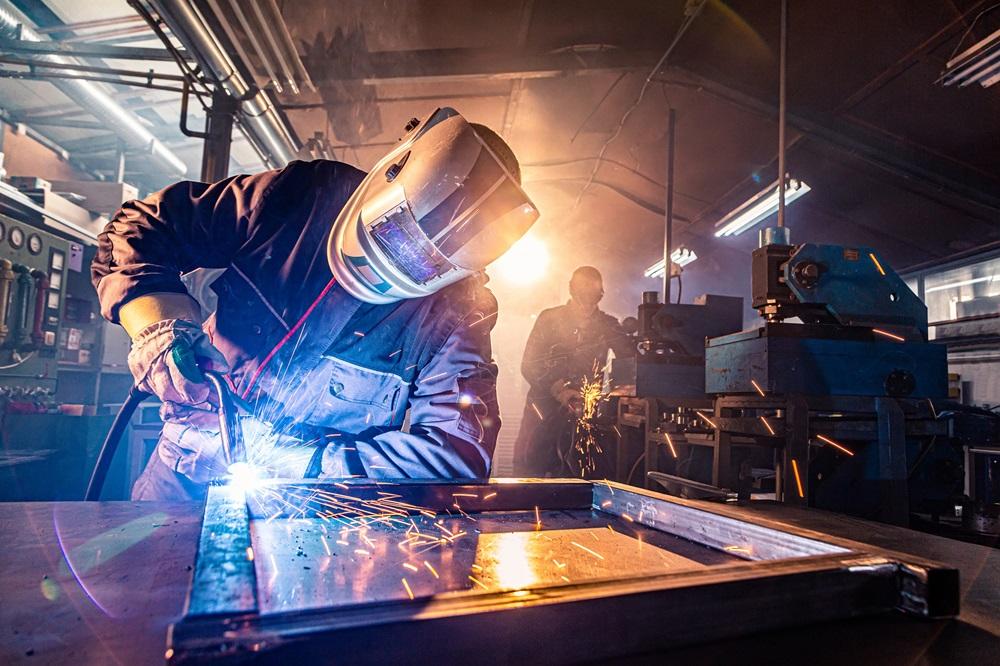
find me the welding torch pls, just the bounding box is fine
[85,339,250,500]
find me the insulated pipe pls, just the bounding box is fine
[0,2,187,177]
[147,0,300,167]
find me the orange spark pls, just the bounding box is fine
[424,561,439,578]
[750,379,766,397]
[664,432,678,458]
[246,547,254,561]
[402,563,418,572]
[354,549,370,556]
[872,328,905,342]
[791,459,805,498]
[697,411,718,428]
[816,434,855,456]
[484,492,497,500]
[401,578,414,600]
[468,575,488,589]
[530,402,544,420]
[869,252,886,276]
[760,416,775,435]
[571,541,605,560]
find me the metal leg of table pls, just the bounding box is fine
[783,397,810,507]
[712,400,732,490]
[876,397,909,526]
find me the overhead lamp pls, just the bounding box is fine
[714,178,811,238]
[924,274,999,294]
[940,28,1000,89]
[644,247,698,279]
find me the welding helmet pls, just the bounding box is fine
[327,107,540,304]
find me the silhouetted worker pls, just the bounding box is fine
[514,266,624,477]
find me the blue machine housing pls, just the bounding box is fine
[707,242,947,398]
[705,323,947,398]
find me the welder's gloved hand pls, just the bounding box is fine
[127,318,229,407]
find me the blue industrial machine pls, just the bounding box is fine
[706,242,946,398]
[702,232,950,525]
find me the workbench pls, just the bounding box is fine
[1,499,996,665]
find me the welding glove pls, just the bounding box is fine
[127,318,229,408]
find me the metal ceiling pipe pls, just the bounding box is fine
[146,0,300,167]
[0,2,187,177]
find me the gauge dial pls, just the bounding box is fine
[27,233,42,255]
[9,227,24,249]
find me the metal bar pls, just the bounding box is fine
[776,0,788,228]
[31,14,143,34]
[663,107,675,303]
[61,24,152,44]
[248,0,299,94]
[0,54,187,80]
[0,70,186,94]
[221,0,283,93]
[197,89,236,181]
[0,37,185,61]
[262,0,316,92]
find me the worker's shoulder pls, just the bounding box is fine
[420,274,498,332]
[273,159,366,190]
[535,304,569,322]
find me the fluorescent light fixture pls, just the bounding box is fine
[941,28,1000,89]
[924,274,998,294]
[714,178,811,238]
[644,247,698,278]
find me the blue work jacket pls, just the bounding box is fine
[92,160,500,482]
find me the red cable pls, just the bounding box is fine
[241,277,337,400]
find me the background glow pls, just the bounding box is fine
[489,234,550,285]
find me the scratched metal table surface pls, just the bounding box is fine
[1,500,997,665]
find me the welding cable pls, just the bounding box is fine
[85,385,151,501]
[241,277,338,400]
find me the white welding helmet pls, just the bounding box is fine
[328,107,540,304]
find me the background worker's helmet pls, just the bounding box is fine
[328,108,540,304]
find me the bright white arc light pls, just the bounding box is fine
[490,235,549,285]
[644,248,697,278]
[714,179,811,238]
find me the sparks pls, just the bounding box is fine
[483,492,497,500]
[354,549,370,556]
[664,432,677,458]
[530,402,544,420]
[402,562,418,572]
[468,575,488,589]
[791,458,805,498]
[750,379,766,397]
[696,411,718,428]
[534,505,541,527]
[760,416,775,436]
[424,561,439,578]
[246,546,254,561]
[600,500,612,508]
[570,541,605,560]
[401,578,414,600]
[869,252,886,276]
[872,328,905,342]
[816,433,855,456]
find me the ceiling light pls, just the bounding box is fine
[714,178,811,238]
[644,247,697,278]
[924,274,998,294]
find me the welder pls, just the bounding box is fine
[92,108,539,500]
[513,266,626,477]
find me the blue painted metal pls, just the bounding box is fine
[705,324,947,398]
[783,244,927,335]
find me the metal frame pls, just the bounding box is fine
[168,479,958,664]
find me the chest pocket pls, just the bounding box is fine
[306,355,409,432]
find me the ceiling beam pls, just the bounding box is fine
[0,37,187,62]
[319,47,662,86]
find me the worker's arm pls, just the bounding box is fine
[323,299,501,479]
[91,169,286,325]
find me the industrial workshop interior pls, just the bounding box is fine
[0,0,998,663]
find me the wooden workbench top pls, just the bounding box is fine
[1,500,997,665]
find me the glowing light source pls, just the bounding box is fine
[714,178,811,237]
[924,274,998,293]
[489,234,549,284]
[226,461,262,492]
[644,247,698,278]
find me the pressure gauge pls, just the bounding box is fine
[9,227,24,249]
[27,233,42,255]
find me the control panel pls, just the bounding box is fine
[0,212,71,390]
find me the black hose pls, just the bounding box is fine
[85,386,150,501]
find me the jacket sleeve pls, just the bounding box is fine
[91,168,286,323]
[324,304,501,480]
[520,310,557,389]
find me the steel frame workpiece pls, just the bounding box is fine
[168,479,958,664]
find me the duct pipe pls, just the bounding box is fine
[0,2,187,177]
[146,0,300,167]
